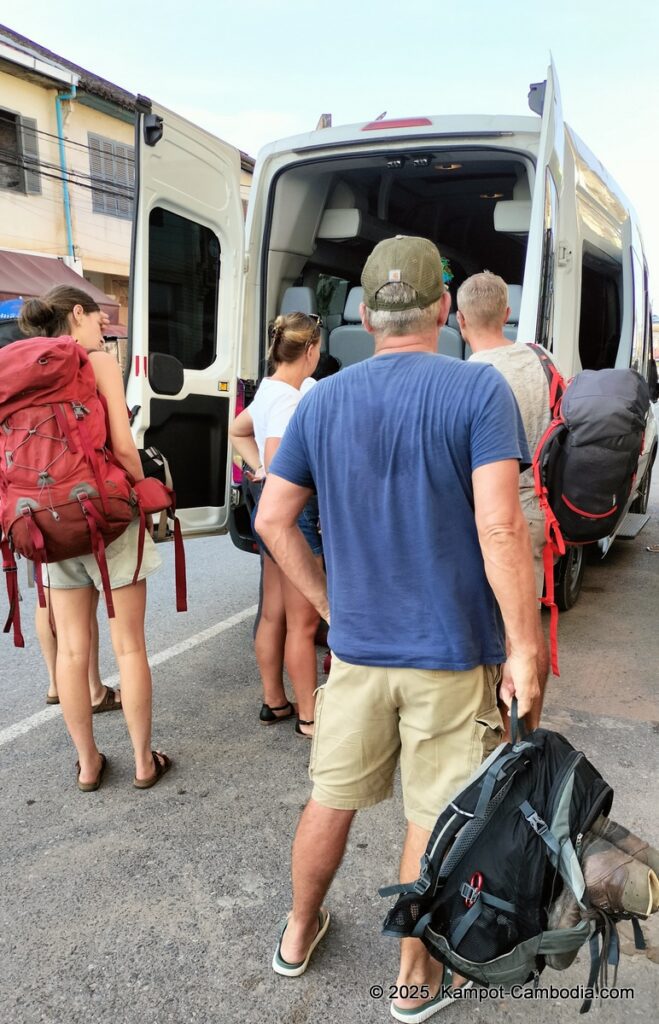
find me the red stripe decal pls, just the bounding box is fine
[143,355,147,377]
[135,355,140,376]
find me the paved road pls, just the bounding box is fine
[0,482,657,1024]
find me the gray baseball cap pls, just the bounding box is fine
[361,235,445,311]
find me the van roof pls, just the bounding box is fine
[256,114,541,161]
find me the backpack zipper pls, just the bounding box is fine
[547,750,584,821]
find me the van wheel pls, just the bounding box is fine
[555,547,585,611]
[629,461,653,515]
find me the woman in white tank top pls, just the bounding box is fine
[230,313,323,738]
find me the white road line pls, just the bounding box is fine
[0,604,258,749]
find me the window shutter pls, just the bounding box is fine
[88,134,106,213]
[88,132,135,219]
[19,117,41,194]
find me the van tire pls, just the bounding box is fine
[555,546,586,611]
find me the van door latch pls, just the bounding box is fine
[557,242,573,268]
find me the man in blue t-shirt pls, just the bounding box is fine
[257,236,540,1018]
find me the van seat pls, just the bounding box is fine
[503,285,522,340]
[279,286,328,349]
[437,325,464,359]
[328,287,373,367]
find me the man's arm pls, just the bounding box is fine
[473,459,539,718]
[255,473,329,622]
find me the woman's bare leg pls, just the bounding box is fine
[254,555,289,712]
[48,585,102,785]
[280,555,322,732]
[37,589,113,707]
[105,579,163,782]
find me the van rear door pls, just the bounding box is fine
[127,101,245,535]
[518,60,564,348]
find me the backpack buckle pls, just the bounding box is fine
[461,871,484,907]
[527,811,548,836]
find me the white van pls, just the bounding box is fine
[126,64,658,609]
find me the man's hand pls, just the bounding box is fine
[499,653,540,720]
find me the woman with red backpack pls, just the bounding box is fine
[16,286,171,792]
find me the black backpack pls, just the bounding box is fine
[380,709,628,1011]
[527,347,650,675]
[530,348,650,545]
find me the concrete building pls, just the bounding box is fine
[0,24,254,328]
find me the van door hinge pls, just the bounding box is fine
[557,242,573,268]
[243,254,250,274]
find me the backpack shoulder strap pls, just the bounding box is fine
[527,343,566,417]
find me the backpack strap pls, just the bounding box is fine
[77,495,116,618]
[532,419,567,677]
[519,800,562,859]
[1,533,24,648]
[527,343,566,416]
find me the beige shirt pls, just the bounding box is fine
[469,342,551,495]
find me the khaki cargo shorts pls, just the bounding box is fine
[521,492,546,599]
[44,518,162,590]
[309,654,504,832]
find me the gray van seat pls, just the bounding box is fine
[328,287,373,367]
[279,286,328,349]
[503,285,522,340]
[437,325,464,359]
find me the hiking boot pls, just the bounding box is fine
[579,833,659,917]
[590,815,659,875]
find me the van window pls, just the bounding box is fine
[630,250,646,374]
[578,252,621,371]
[148,208,220,370]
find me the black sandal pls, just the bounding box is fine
[259,701,295,725]
[295,718,314,738]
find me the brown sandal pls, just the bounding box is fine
[134,751,172,789]
[76,753,108,792]
[91,686,122,714]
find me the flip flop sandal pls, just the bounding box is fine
[76,753,108,793]
[389,966,474,1022]
[46,694,60,705]
[259,701,295,725]
[91,686,122,714]
[295,718,314,738]
[272,908,330,977]
[134,751,172,789]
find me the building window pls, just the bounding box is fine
[0,108,41,194]
[88,133,134,219]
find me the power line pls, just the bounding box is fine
[0,154,134,201]
[0,111,135,163]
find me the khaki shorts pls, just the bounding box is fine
[44,518,162,590]
[309,654,504,831]
[521,492,546,599]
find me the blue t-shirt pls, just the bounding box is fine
[270,352,530,670]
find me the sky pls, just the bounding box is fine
[5,0,659,289]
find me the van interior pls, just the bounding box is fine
[262,147,533,368]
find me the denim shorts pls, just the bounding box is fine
[251,490,323,558]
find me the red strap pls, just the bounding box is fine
[132,507,146,586]
[75,414,112,516]
[172,515,187,612]
[52,402,79,454]
[21,509,48,609]
[78,497,115,618]
[1,536,24,648]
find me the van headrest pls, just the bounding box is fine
[493,200,532,234]
[507,285,523,323]
[343,287,364,323]
[279,286,318,316]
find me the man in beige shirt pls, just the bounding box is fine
[457,271,550,728]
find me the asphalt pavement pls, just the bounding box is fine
[0,478,657,1024]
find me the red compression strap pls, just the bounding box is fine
[52,403,79,453]
[75,415,112,516]
[132,508,146,586]
[1,537,24,648]
[79,497,115,618]
[172,515,187,612]
[22,510,48,609]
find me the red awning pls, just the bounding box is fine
[0,251,120,321]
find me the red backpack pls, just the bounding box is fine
[0,336,186,646]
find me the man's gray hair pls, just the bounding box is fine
[363,282,441,338]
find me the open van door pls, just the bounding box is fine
[126,99,245,535]
[518,60,564,348]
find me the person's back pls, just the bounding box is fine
[468,341,550,494]
[288,350,525,669]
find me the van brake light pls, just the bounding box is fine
[362,117,433,131]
